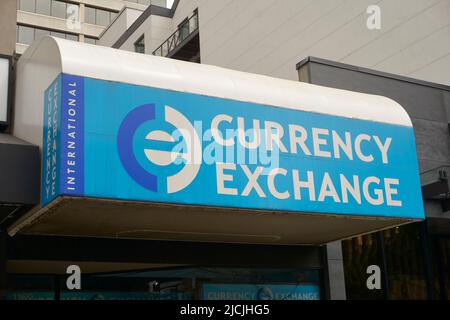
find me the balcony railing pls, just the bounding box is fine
[152,11,198,57]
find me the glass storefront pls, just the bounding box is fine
[343,222,450,300]
[6,268,322,300]
[342,233,385,300]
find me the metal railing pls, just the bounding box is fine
[152,11,198,57]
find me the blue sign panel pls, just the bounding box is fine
[41,73,424,219]
[202,284,320,300]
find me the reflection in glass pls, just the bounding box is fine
[7,267,321,301]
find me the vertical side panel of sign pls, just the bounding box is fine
[60,74,85,196]
[41,75,62,206]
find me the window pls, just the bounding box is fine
[17,25,34,45]
[127,0,167,6]
[51,0,66,19]
[134,35,145,53]
[34,28,50,41]
[126,0,152,5]
[342,233,385,300]
[18,0,77,20]
[17,25,78,45]
[383,225,428,299]
[65,33,79,42]
[343,222,431,300]
[36,0,51,15]
[84,37,97,45]
[50,31,66,39]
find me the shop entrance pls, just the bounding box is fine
[4,235,325,300]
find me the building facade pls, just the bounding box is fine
[15,0,167,55]
[104,0,450,85]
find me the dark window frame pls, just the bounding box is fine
[134,35,145,54]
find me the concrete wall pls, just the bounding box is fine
[78,0,125,11]
[164,0,450,86]
[0,0,17,56]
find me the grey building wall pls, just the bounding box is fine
[0,0,17,56]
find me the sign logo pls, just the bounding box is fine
[117,104,202,193]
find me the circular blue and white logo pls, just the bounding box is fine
[117,104,202,194]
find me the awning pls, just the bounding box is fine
[9,36,424,245]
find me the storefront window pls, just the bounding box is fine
[18,0,77,20]
[51,0,66,19]
[7,268,322,300]
[17,25,35,45]
[342,233,385,300]
[134,35,145,53]
[383,224,428,299]
[34,28,50,41]
[18,0,35,13]
[17,24,78,45]
[435,238,450,299]
[6,275,56,300]
[344,222,430,300]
